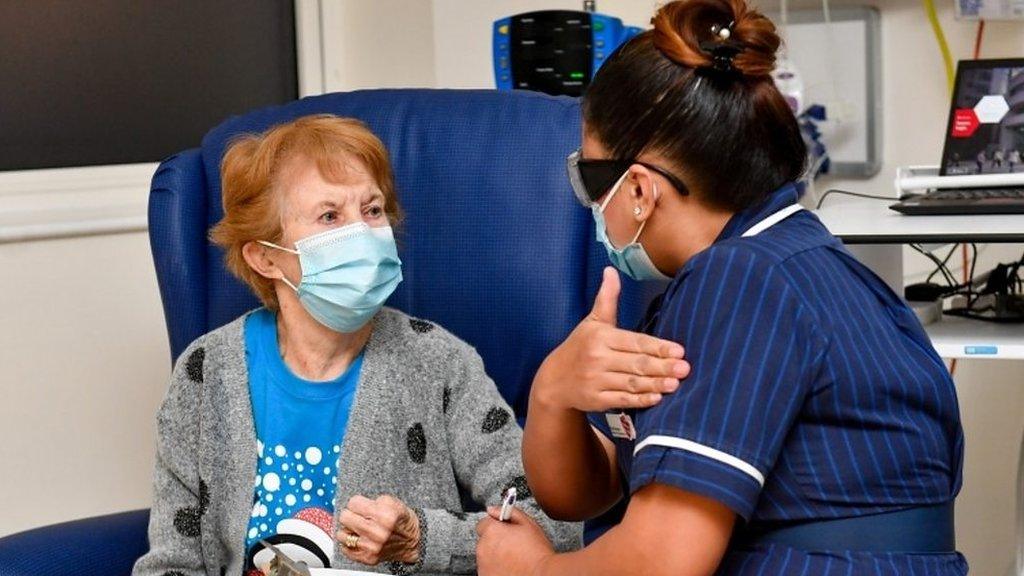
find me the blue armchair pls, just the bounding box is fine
[0,89,658,575]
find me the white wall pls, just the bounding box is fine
[321,0,437,91]
[0,232,169,534]
[1,2,1022,576]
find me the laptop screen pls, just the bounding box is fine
[940,59,1024,176]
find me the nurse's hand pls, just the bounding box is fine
[533,267,689,412]
[476,506,554,576]
[337,494,420,566]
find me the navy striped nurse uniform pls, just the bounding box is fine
[590,183,967,574]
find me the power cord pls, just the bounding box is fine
[815,188,913,209]
[910,243,960,289]
[927,243,961,286]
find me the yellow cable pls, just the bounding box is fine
[923,0,956,95]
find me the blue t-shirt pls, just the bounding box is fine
[242,309,362,572]
[590,184,967,575]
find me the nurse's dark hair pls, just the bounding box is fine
[582,0,806,211]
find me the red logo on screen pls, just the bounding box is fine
[952,108,980,138]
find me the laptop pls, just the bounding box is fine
[891,58,1024,215]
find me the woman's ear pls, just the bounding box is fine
[242,241,284,281]
[627,165,660,223]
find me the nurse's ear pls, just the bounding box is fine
[626,165,661,224]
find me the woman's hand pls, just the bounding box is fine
[476,507,555,576]
[532,267,689,413]
[337,494,420,566]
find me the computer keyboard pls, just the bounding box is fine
[891,187,1024,215]
[923,188,1024,201]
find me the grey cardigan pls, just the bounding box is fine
[132,307,580,576]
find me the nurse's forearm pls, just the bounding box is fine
[535,527,715,576]
[523,392,621,522]
[534,484,734,576]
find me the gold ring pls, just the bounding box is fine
[344,532,360,550]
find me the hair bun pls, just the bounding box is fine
[651,0,781,78]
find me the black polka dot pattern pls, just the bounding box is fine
[502,475,532,500]
[407,423,427,463]
[173,479,209,538]
[185,347,205,383]
[198,479,209,512]
[442,387,451,414]
[173,506,202,538]
[409,318,435,333]
[481,406,511,434]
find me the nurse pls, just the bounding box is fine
[475,0,968,574]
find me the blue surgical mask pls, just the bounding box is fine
[259,223,403,333]
[591,172,671,282]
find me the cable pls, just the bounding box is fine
[911,244,953,286]
[961,245,970,285]
[973,20,985,60]
[905,244,992,288]
[815,189,907,209]
[927,244,961,284]
[911,244,958,287]
[923,0,955,94]
[968,243,979,301]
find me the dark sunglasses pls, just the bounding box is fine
[566,148,690,206]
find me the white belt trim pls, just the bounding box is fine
[741,204,804,237]
[634,435,766,487]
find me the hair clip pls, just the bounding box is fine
[711,21,735,40]
[699,39,743,74]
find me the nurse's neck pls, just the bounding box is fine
[645,191,734,277]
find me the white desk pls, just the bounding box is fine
[813,199,1024,360]
[815,201,1024,244]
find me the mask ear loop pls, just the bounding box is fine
[599,170,631,213]
[257,240,301,292]
[257,240,299,255]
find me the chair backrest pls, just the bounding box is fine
[148,89,660,416]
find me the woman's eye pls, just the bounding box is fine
[366,205,384,218]
[320,211,337,224]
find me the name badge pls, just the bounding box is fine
[605,412,636,441]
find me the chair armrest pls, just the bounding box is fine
[0,509,149,576]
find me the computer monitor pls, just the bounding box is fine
[0,1,298,172]
[940,58,1024,176]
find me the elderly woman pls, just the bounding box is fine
[133,114,580,576]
